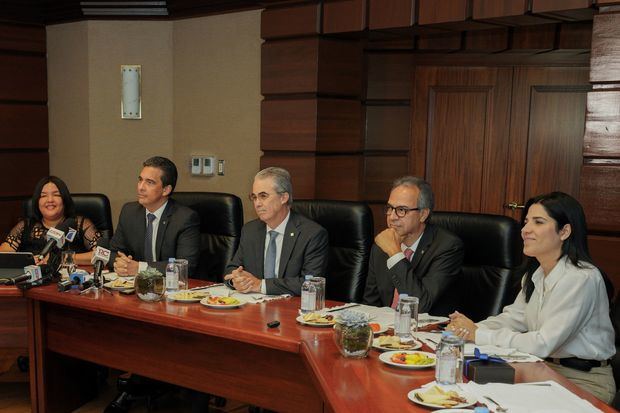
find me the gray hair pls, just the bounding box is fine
[255,167,293,206]
[391,176,434,211]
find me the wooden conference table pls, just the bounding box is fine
[0,286,28,381]
[21,281,618,413]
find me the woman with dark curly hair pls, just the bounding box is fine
[0,176,101,265]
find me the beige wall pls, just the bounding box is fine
[173,12,261,221]
[46,10,262,225]
[47,22,91,192]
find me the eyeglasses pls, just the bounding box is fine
[249,192,283,202]
[383,204,420,218]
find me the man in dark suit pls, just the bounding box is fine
[224,167,328,296]
[110,156,200,276]
[363,176,463,315]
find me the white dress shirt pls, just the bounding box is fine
[260,211,291,294]
[138,201,168,272]
[386,232,423,269]
[475,256,615,360]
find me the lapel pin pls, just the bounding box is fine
[290,232,295,237]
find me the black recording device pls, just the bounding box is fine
[267,320,280,328]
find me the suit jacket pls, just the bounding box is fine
[225,210,329,296]
[363,224,464,316]
[109,199,201,276]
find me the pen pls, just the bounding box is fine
[326,303,360,313]
[189,283,223,291]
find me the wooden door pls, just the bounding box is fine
[505,67,590,220]
[411,65,589,218]
[411,66,513,214]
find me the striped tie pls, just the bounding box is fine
[144,213,156,263]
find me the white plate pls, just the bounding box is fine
[168,290,209,303]
[103,277,135,290]
[379,350,436,369]
[408,387,477,410]
[296,314,336,327]
[372,337,422,352]
[200,295,247,308]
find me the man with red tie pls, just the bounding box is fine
[363,176,464,316]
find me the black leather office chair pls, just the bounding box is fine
[23,193,114,239]
[172,192,243,281]
[429,211,523,322]
[292,200,374,303]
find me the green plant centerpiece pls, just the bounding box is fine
[333,310,373,358]
[135,266,165,302]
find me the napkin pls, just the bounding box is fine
[462,380,603,413]
[418,313,449,328]
[464,344,542,363]
[324,304,395,327]
[416,332,442,351]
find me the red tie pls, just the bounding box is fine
[391,248,414,308]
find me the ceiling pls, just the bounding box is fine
[0,0,280,25]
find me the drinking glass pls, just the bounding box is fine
[174,259,189,290]
[310,276,326,311]
[396,295,419,341]
[61,251,76,276]
[409,296,420,336]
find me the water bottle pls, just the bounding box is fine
[435,331,465,385]
[165,257,179,293]
[300,275,317,314]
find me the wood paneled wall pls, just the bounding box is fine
[260,4,364,200]
[261,0,619,286]
[581,10,620,292]
[0,23,48,238]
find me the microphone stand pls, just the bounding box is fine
[80,261,111,295]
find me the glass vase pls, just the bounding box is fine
[135,267,165,302]
[333,322,373,359]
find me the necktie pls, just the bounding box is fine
[391,248,414,308]
[264,230,278,279]
[144,213,156,263]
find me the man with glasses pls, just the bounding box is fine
[363,176,463,315]
[224,167,328,296]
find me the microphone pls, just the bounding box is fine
[38,218,76,259]
[91,239,111,287]
[14,265,43,287]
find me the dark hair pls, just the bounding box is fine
[143,156,177,193]
[521,191,613,302]
[30,176,75,221]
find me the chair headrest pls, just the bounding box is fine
[292,200,374,248]
[172,192,243,237]
[429,211,522,268]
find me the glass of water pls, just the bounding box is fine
[61,250,76,275]
[310,276,326,311]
